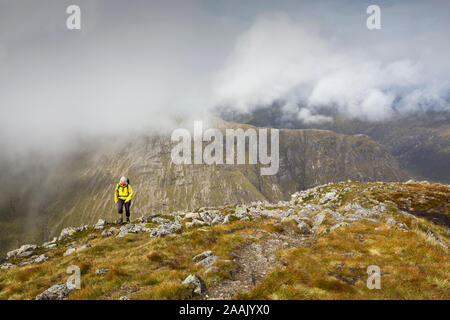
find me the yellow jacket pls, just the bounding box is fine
[114,184,133,203]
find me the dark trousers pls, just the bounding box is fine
[117,199,131,217]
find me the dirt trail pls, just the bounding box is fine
[205,228,312,300]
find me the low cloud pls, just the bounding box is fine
[1,1,449,156]
[212,10,450,122]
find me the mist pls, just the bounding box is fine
[1,0,449,156]
[212,4,450,123]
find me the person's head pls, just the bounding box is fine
[119,176,127,186]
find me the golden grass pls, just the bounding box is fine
[237,221,449,300]
[0,218,270,300]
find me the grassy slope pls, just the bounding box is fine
[0,181,448,300]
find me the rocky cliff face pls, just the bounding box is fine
[0,122,407,254]
[46,126,406,233]
[238,107,450,183]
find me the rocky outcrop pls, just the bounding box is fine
[193,251,218,267]
[182,274,206,295]
[63,244,92,256]
[35,284,73,300]
[149,222,181,238]
[59,225,88,241]
[0,263,15,270]
[95,268,110,275]
[7,244,37,259]
[116,223,152,238]
[102,227,119,237]
[19,254,48,266]
[426,230,448,248]
[94,219,107,231]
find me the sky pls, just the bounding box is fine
[0,0,449,155]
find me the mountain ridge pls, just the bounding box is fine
[0,180,448,300]
[225,107,450,183]
[0,121,408,255]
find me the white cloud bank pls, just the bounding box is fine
[1,1,449,155]
[211,12,450,123]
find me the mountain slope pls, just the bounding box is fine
[232,106,450,183]
[0,181,448,300]
[0,122,407,255]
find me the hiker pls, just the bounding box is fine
[114,176,133,224]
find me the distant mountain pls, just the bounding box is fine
[223,106,450,183]
[0,121,407,254]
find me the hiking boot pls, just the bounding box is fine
[126,217,130,223]
[117,217,123,224]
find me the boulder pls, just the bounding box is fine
[222,214,231,224]
[116,223,151,238]
[186,219,207,228]
[150,222,181,238]
[63,244,92,256]
[199,212,212,224]
[95,268,110,275]
[192,251,218,267]
[235,205,247,217]
[330,222,350,231]
[152,217,172,224]
[182,274,206,295]
[196,255,217,267]
[94,219,107,230]
[319,191,338,204]
[17,250,34,258]
[33,254,48,263]
[7,244,37,259]
[426,230,447,248]
[184,212,199,220]
[102,227,119,237]
[58,227,78,240]
[297,221,311,234]
[0,263,15,270]
[211,215,224,224]
[35,284,73,300]
[42,237,57,248]
[192,251,213,262]
[386,218,409,231]
[312,212,326,229]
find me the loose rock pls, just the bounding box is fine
[63,244,92,256]
[35,284,73,300]
[182,274,206,295]
[94,219,107,230]
[95,268,110,275]
[150,222,181,238]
